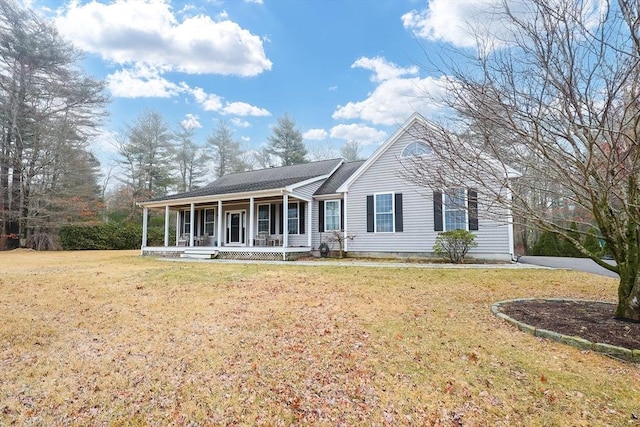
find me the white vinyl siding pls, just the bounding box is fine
[344,120,513,259]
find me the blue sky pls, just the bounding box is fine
[26,0,492,172]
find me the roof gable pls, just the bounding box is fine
[314,160,365,196]
[337,112,426,193]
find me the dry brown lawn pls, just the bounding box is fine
[0,250,638,426]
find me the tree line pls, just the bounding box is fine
[107,111,365,221]
[0,0,107,249]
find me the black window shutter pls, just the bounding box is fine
[394,193,403,232]
[300,202,306,234]
[468,189,478,231]
[270,204,276,234]
[340,199,344,230]
[366,195,374,233]
[279,204,283,233]
[318,200,325,232]
[434,191,443,231]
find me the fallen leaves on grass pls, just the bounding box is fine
[0,250,638,425]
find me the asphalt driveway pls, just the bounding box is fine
[518,256,618,278]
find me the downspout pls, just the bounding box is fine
[506,187,517,262]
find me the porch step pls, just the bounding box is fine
[180,249,219,259]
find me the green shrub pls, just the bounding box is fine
[530,230,562,256]
[433,229,478,263]
[582,227,602,255]
[59,222,171,250]
[561,222,584,257]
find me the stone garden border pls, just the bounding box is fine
[492,298,640,363]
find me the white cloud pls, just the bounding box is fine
[303,129,328,140]
[222,102,271,117]
[181,114,202,130]
[402,0,506,49]
[329,124,387,146]
[401,0,607,51]
[334,57,449,125]
[245,0,264,4]
[231,118,251,128]
[106,66,182,98]
[190,87,224,111]
[241,136,251,142]
[56,0,272,76]
[352,56,418,83]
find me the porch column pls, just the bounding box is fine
[217,200,222,247]
[282,193,289,249]
[249,196,255,247]
[164,206,170,247]
[189,202,195,246]
[343,193,349,252]
[307,200,312,247]
[175,211,180,247]
[141,207,148,249]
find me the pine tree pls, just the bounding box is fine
[207,120,249,177]
[266,113,307,166]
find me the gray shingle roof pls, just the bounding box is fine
[314,160,365,195]
[147,158,343,202]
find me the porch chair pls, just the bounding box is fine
[268,234,282,247]
[256,231,268,246]
[177,233,189,246]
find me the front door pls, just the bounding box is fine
[226,211,246,245]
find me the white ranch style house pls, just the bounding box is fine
[139,113,517,261]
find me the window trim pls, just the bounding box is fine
[443,188,469,231]
[287,201,299,235]
[374,192,395,233]
[203,208,216,237]
[324,200,341,232]
[257,203,270,234]
[402,141,432,158]
[181,210,192,235]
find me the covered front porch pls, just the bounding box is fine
[140,191,313,261]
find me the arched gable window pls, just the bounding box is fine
[402,141,432,157]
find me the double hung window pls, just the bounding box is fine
[257,205,270,233]
[324,200,340,231]
[375,193,394,233]
[288,202,299,234]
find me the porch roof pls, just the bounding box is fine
[141,158,343,205]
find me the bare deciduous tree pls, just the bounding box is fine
[403,0,640,320]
